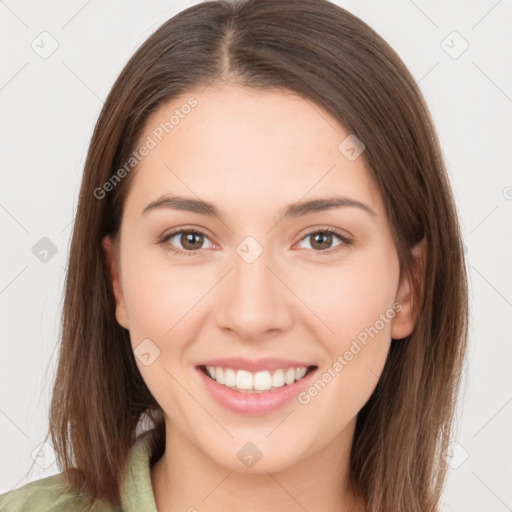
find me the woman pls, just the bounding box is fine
[0,0,468,510]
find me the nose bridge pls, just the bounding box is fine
[215,237,292,338]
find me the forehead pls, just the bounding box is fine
[125,84,385,219]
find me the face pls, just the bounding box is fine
[103,84,419,473]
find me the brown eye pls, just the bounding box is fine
[296,228,352,253]
[310,232,334,250]
[179,232,205,251]
[159,229,215,255]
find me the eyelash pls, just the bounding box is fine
[157,226,352,257]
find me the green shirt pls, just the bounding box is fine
[0,429,159,511]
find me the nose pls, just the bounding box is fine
[214,244,294,341]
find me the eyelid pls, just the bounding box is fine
[156,226,217,255]
[293,225,353,254]
[297,225,352,244]
[157,225,353,255]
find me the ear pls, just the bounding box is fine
[102,235,129,330]
[391,237,427,340]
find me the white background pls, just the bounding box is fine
[1,1,511,510]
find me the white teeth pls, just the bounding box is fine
[254,371,272,391]
[272,369,285,388]
[236,370,253,390]
[296,367,307,380]
[284,368,296,385]
[204,365,311,392]
[224,368,236,387]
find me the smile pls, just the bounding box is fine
[199,365,317,393]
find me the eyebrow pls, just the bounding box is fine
[142,194,377,219]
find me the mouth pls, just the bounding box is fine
[197,364,318,394]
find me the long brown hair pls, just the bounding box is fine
[45,1,469,510]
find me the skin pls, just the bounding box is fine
[103,83,425,512]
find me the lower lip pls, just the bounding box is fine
[196,366,317,416]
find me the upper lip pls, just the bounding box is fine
[196,357,316,373]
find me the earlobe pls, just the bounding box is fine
[391,237,427,340]
[102,235,129,330]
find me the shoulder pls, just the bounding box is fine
[0,473,115,512]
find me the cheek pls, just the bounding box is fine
[297,249,400,343]
[296,250,399,400]
[119,252,205,422]
[121,251,212,342]
[119,250,214,409]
